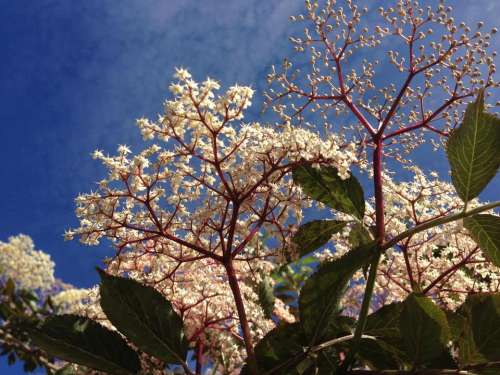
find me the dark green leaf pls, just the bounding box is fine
[456,293,500,363]
[54,364,78,375]
[426,350,457,370]
[348,223,373,248]
[254,323,307,374]
[299,242,376,344]
[293,220,347,256]
[98,270,188,364]
[293,165,365,219]
[400,294,451,366]
[446,89,500,202]
[357,338,406,370]
[5,278,15,296]
[257,276,275,320]
[365,303,403,347]
[464,214,500,267]
[30,314,140,375]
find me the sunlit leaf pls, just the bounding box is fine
[464,214,500,266]
[446,90,500,202]
[293,165,365,219]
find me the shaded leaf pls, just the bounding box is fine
[365,303,403,347]
[400,294,451,366]
[98,270,188,365]
[257,276,275,320]
[293,165,365,219]
[426,350,457,370]
[464,214,500,267]
[446,90,500,202]
[254,323,307,374]
[293,220,347,256]
[348,223,373,249]
[456,293,500,364]
[299,242,376,344]
[357,338,406,370]
[30,315,140,375]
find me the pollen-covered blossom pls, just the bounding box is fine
[0,235,55,291]
[66,69,357,371]
[326,167,499,312]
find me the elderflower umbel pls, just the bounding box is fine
[0,235,55,291]
[68,69,358,371]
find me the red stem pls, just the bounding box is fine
[195,340,203,375]
[224,259,258,375]
[373,138,385,244]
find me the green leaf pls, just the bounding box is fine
[4,278,15,296]
[365,303,403,346]
[464,214,500,267]
[257,276,276,320]
[30,315,140,375]
[98,270,188,364]
[54,364,78,375]
[293,220,347,256]
[348,223,373,248]
[299,242,376,344]
[456,293,500,363]
[293,165,365,219]
[254,323,307,374]
[399,294,451,366]
[357,338,406,370]
[426,350,457,370]
[446,89,500,202]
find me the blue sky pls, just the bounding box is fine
[0,1,498,374]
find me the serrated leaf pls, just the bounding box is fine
[257,276,275,320]
[299,242,376,344]
[400,294,451,366]
[98,270,188,365]
[293,220,347,256]
[464,214,500,267]
[254,323,307,374]
[456,293,500,364]
[446,90,500,202]
[30,315,140,375]
[293,165,365,219]
[365,303,403,346]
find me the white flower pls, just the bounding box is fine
[0,235,55,291]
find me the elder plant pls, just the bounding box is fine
[5,0,499,374]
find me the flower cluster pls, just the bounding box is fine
[0,235,55,291]
[325,167,499,312]
[65,69,358,371]
[267,0,498,158]
[65,69,356,250]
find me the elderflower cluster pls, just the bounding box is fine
[267,0,498,158]
[327,167,499,312]
[66,69,356,249]
[51,287,93,313]
[66,69,357,371]
[0,235,55,291]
